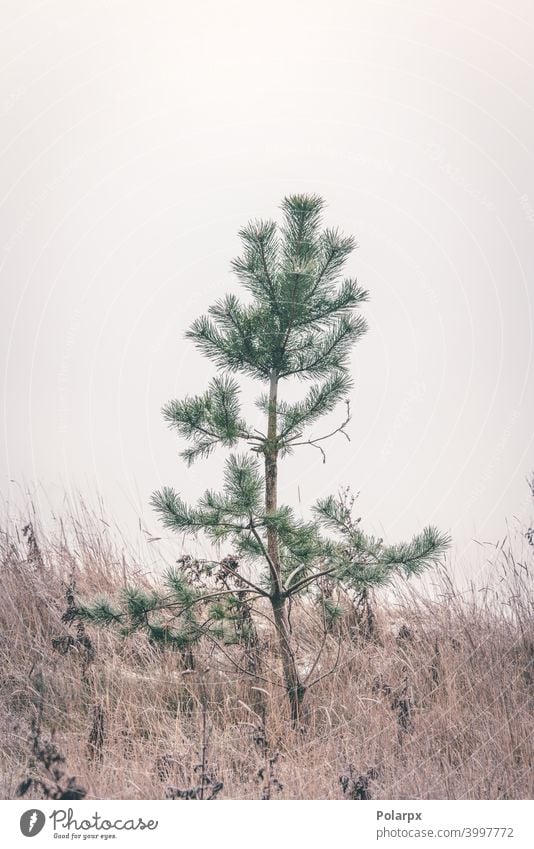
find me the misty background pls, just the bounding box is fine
[1,0,533,583]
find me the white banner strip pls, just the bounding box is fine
[2,799,532,848]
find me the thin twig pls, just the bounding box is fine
[248,519,280,592]
[307,630,343,689]
[216,557,269,597]
[286,401,351,461]
[286,567,336,597]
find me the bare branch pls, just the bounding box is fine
[307,630,343,690]
[303,628,329,686]
[286,567,336,597]
[285,400,351,460]
[216,557,270,598]
[134,587,264,620]
[198,626,285,690]
[248,518,280,592]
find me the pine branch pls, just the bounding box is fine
[281,313,367,379]
[312,228,357,291]
[280,194,324,266]
[300,278,369,329]
[162,375,256,466]
[150,486,249,537]
[313,490,451,590]
[231,220,280,310]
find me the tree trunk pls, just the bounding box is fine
[265,370,305,723]
[271,591,305,724]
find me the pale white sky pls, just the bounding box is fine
[1,0,533,580]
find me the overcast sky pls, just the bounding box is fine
[1,0,533,581]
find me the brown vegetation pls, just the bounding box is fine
[1,507,532,800]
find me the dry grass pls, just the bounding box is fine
[0,506,532,800]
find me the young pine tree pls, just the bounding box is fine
[79,194,449,724]
[149,194,450,721]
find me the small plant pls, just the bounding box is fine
[21,522,44,569]
[165,705,223,800]
[253,725,283,799]
[373,669,414,737]
[165,770,223,801]
[87,702,105,762]
[16,698,86,801]
[340,765,379,800]
[52,577,95,680]
[392,673,414,737]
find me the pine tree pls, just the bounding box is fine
[79,194,450,724]
[150,194,449,721]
